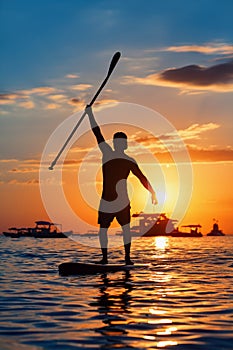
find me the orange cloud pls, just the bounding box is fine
[68,98,85,106]
[44,103,61,110]
[0,93,26,105]
[0,87,60,109]
[18,101,35,109]
[65,74,80,79]
[9,167,38,173]
[178,123,220,141]
[124,60,233,92]
[21,86,60,96]
[70,84,92,91]
[48,94,67,101]
[163,43,233,55]
[7,179,39,185]
[94,99,119,111]
[132,123,223,159]
[0,99,15,105]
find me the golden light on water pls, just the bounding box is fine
[154,236,169,250]
[149,307,166,315]
[143,335,156,340]
[148,318,173,324]
[157,326,178,335]
[157,340,178,348]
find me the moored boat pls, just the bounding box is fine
[117,212,177,237]
[3,227,31,238]
[3,221,72,238]
[207,222,225,236]
[171,224,203,237]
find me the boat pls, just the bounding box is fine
[3,221,72,238]
[171,224,203,237]
[207,221,225,236]
[3,227,32,238]
[32,221,72,238]
[116,212,177,237]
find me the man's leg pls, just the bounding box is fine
[122,224,134,265]
[97,227,108,264]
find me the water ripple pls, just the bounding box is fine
[0,236,232,349]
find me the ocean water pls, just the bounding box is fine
[0,235,232,350]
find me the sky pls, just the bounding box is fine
[0,0,233,234]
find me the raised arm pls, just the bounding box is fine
[85,105,111,153]
[131,162,158,205]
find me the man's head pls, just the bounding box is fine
[113,132,128,151]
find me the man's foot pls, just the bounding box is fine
[95,259,108,265]
[125,259,134,265]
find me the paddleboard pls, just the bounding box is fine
[58,262,149,276]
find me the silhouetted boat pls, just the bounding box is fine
[207,222,225,236]
[3,221,72,238]
[117,212,177,237]
[171,224,203,237]
[3,227,32,238]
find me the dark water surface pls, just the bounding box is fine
[0,235,232,350]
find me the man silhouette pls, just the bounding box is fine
[86,106,157,265]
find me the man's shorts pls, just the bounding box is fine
[98,205,131,228]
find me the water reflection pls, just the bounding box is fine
[94,271,135,349]
[1,237,233,349]
[154,236,169,251]
[92,269,179,349]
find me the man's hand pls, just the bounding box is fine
[151,191,158,205]
[85,105,93,116]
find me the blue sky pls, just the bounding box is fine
[1,0,233,89]
[1,0,232,159]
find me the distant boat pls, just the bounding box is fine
[3,227,32,238]
[207,222,225,236]
[117,212,177,237]
[171,224,203,237]
[3,221,72,238]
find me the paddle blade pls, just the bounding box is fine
[107,52,121,77]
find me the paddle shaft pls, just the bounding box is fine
[49,52,121,170]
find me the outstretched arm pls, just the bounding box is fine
[85,105,104,143]
[85,105,111,153]
[131,163,158,205]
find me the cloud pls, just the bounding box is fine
[0,93,25,105]
[129,123,233,163]
[177,123,220,141]
[187,147,233,162]
[68,98,85,106]
[48,94,67,101]
[70,84,92,91]
[9,167,38,173]
[0,86,60,109]
[124,60,233,92]
[65,74,80,79]
[0,86,60,101]
[21,86,60,96]
[94,99,119,111]
[0,99,15,105]
[18,101,35,109]
[7,179,39,185]
[0,159,19,163]
[44,103,61,110]
[0,93,35,109]
[133,123,221,154]
[161,43,233,55]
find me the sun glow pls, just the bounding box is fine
[154,236,169,250]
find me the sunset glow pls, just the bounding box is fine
[0,1,232,236]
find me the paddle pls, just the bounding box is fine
[49,52,121,170]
